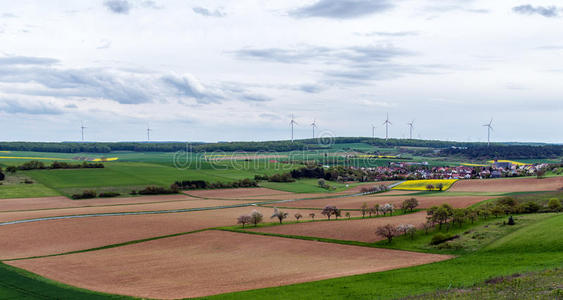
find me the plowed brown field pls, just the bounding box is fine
[8,230,452,299]
[450,177,563,192]
[0,206,317,259]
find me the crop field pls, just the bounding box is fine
[7,230,451,299]
[392,179,458,191]
[0,149,562,299]
[449,177,563,193]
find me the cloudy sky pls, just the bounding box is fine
[1,0,562,143]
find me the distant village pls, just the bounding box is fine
[355,160,549,181]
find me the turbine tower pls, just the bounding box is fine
[483,118,493,147]
[311,119,318,139]
[80,121,87,141]
[146,123,152,142]
[371,124,376,139]
[407,119,415,140]
[290,114,297,142]
[383,113,392,141]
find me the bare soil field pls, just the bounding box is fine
[0,199,261,223]
[450,177,563,193]
[0,194,199,212]
[0,206,318,259]
[184,187,293,199]
[8,230,452,299]
[278,195,491,209]
[251,211,429,243]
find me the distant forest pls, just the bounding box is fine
[0,138,561,158]
[441,145,563,159]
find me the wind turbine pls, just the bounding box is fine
[383,113,392,141]
[146,123,152,142]
[483,118,493,147]
[290,114,297,142]
[371,124,376,139]
[311,119,318,139]
[80,121,87,141]
[407,119,415,139]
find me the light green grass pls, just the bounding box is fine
[0,174,60,199]
[260,178,363,193]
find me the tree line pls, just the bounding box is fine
[441,145,563,159]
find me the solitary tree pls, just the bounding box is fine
[271,208,288,224]
[437,183,444,191]
[237,214,251,228]
[402,198,419,212]
[360,202,368,218]
[376,224,398,244]
[294,213,303,222]
[345,212,351,219]
[309,212,316,220]
[250,209,263,226]
[321,205,338,220]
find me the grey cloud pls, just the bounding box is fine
[290,0,393,19]
[0,56,59,66]
[104,0,131,14]
[239,93,270,102]
[298,84,324,93]
[193,7,226,17]
[233,45,410,64]
[0,99,63,115]
[161,74,220,103]
[360,31,418,37]
[513,5,559,17]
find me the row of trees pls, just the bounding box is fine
[441,145,563,159]
[172,178,258,190]
[376,195,563,244]
[6,160,104,172]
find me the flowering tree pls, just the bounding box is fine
[309,212,316,220]
[294,213,303,222]
[237,214,251,228]
[250,209,263,227]
[271,208,288,224]
[376,224,398,243]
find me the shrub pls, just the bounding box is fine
[99,192,120,198]
[547,198,562,211]
[430,233,458,245]
[507,216,515,225]
[0,171,4,181]
[138,186,177,195]
[130,190,138,195]
[519,201,541,213]
[71,190,97,200]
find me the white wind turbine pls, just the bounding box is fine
[311,119,318,139]
[407,119,415,140]
[146,123,152,141]
[290,114,298,142]
[483,118,494,147]
[80,121,87,141]
[371,124,376,139]
[383,113,392,141]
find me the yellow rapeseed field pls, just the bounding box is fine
[392,179,458,191]
[487,160,528,166]
[92,157,119,162]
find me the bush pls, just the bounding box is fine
[507,216,515,225]
[130,190,137,195]
[547,198,562,211]
[430,233,458,245]
[71,190,97,200]
[0,171,4,181]
[138,186,178,195]
[99,192,120,198]
[519,201,541,213]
